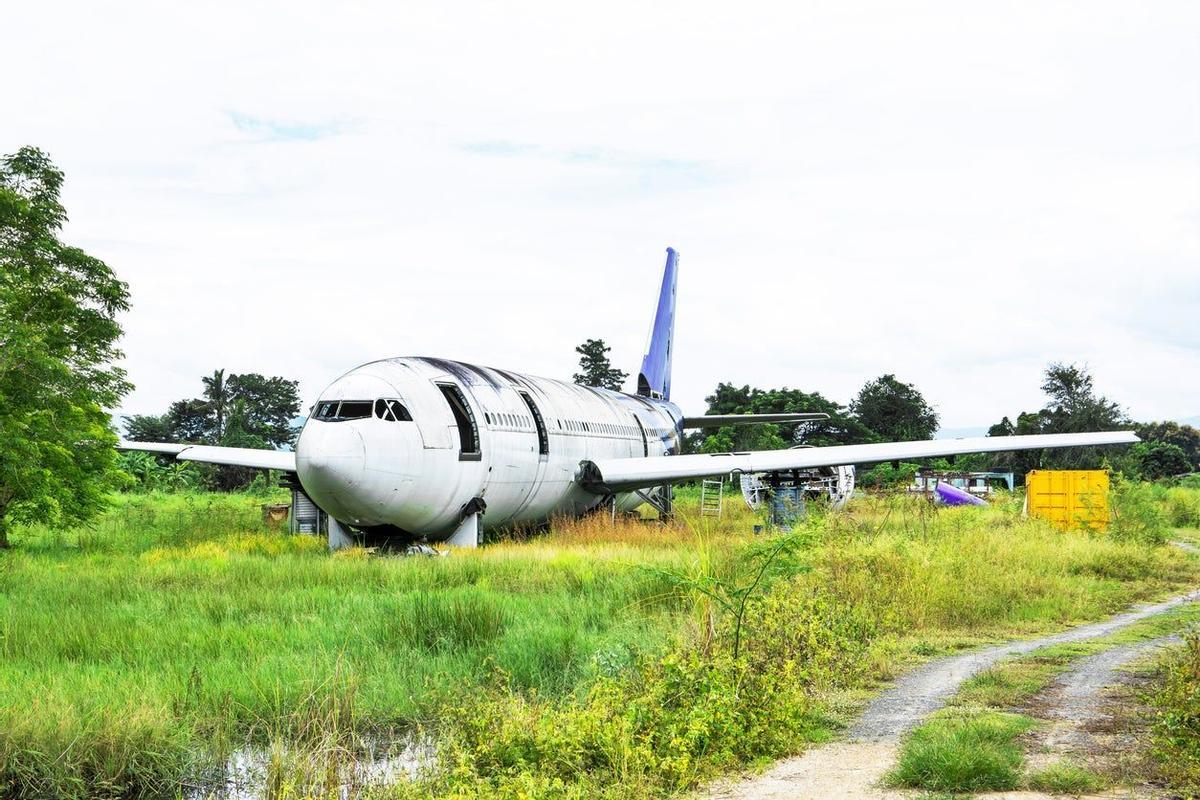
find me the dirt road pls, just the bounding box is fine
[707,588,1200,800]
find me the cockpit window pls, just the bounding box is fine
[313,400,373,421]
[374,398,412,422]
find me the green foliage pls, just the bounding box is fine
[0,147,130,546]
[1026,760,1105,794]
[1136,420,1200,472]
[116,451,202,492]
[160,370,300,449]
[1131,440,1194,480]
[1163,486,1200,528]
[127,371,301,491]
[851,373,939,442]
[573,339,628,391]
[986,363,1130,477]
[394,589,508,653]
[120,413,172,443]
[889,711,1035,792]
[1109,477,1170,545]
[1,491,1195,798]
[1148,634,1200,796]
[858,460,922,487]
[951,655,1069,709]
[697,382,876,453]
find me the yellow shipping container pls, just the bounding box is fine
[1025,470,1110,531]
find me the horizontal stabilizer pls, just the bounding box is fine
[119,440,296,472]
[681,412,830,428]
[578,431,1139,492]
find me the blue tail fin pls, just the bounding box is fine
[637,247,678,400]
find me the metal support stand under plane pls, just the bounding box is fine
[446,511,480,548]
[328,517,355,551]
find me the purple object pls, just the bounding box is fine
[934,482,988,506]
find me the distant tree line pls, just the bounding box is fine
[122,368,300,491]
[689,362,1195,485]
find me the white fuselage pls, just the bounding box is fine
[294,357,683,541]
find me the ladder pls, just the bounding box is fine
[700,477,724,517]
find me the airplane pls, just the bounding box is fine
[121,248,1138,549]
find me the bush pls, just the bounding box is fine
[1149,634,1200,794]
[1110,478,1170,545]
[1163,487,1200,529]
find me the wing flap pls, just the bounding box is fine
[580,431,1138,491]
[120,441,296,472]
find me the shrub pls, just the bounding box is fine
[1163,487,1200,529]
[1109,478,1170,545]
[1148,634,1200,794]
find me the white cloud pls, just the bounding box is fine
[5,0,1198,428]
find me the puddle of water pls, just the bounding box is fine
[188,732,436,799]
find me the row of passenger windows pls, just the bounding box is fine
[484,411,531,428]
[313,397,672,441]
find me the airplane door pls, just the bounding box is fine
[633,413,649,457]
[511,391,551,517]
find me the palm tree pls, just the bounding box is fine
[201,368,229,440]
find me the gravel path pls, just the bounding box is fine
[850,588,1200,740]
[1037,634,1180,751]
[707,583,1200,799]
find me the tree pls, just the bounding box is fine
[1131,441,1192,481]
[696,382,876,454]
[137,370,300,490]
[208,400,272,491]
[573,339,628,391]
[850,374,939,442]
[201,368,229,440]
[986,363,1129,476]
[227,372,301,448]
[166,398,211,442]
[122,414,172,443]
[1134,421,1200,472]
[0,147,130,547]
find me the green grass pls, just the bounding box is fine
[888,710,1036,792]
[1027,760,1106,794]
[1,487,1197,798]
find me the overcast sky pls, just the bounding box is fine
[6,1,1198,429]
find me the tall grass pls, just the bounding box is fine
[0,486,1195,798]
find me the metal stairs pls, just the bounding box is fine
[700,477,724,517]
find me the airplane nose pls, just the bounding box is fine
[295,423,370,523]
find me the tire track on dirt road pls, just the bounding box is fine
[707,581,1200,800]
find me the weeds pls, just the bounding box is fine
[1148,633,1200,795]
[0,486,1195,798]
[1027,760,1105,794]
[888,710,1036,792]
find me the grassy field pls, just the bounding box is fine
[0,487,1197,799]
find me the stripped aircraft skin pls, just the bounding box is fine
[122,247,1139,547]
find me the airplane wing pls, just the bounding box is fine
[681,412,829,428]
[578,431,1139,492]
[119,441,296,472]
